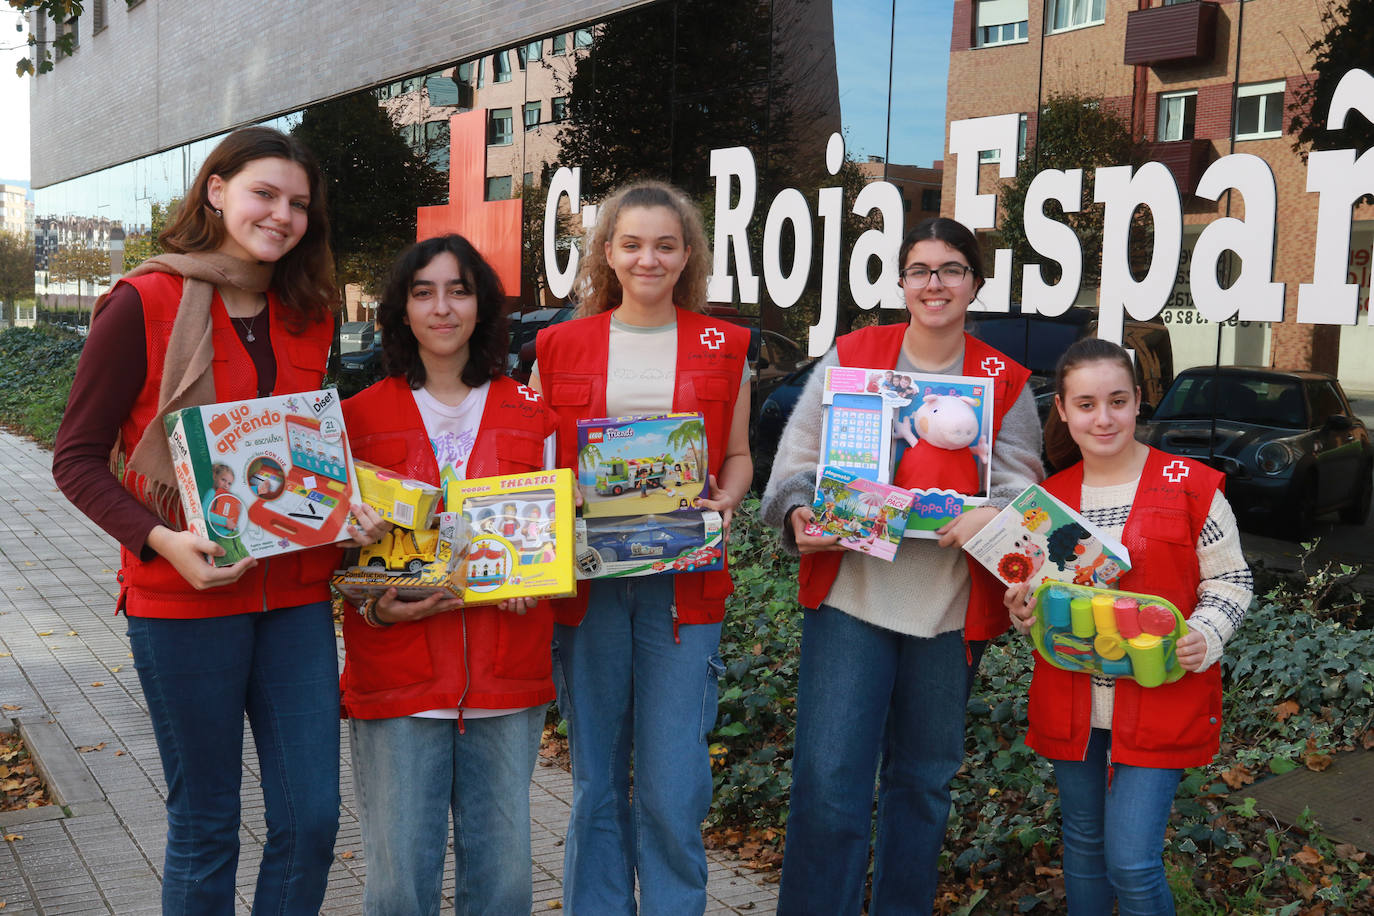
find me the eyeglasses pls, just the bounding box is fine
[899,264,973,288]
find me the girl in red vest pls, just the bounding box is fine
[532,181,752,914]
[340,234,559,915]
[1006,338,1252,915]
[52,128,386,914]
[760,217,1045,913]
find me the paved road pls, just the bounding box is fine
[0,430,777,915]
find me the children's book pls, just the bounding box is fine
[817,366,994,539]
[575,413,708,518]
[165,390,357,566]
[804,466,915,562]
[962,483,1132,591]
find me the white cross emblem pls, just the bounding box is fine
[1163,460,1190,483]
[518,385,541,403]
[981,356,1005,377]
[700,327,726,350]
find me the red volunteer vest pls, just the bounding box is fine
[797,323,1032,640]
[535,307,750,627]
[114,271,337,619]
[1027,448,1225,768]
[339,375,560,717]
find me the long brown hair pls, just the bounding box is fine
[160,127,337,325]
[1044,337,1137,470]
[572,180,710,318]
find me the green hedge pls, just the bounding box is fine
[0,326,84,448]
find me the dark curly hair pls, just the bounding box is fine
[378,235,510,390]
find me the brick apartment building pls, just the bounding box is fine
[946,0,1374,383]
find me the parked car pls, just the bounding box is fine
[340,321,375,353]
[1136,366,1373,539]
[337,337,384,397]
[510,307,574,382]
[751,357,819,492]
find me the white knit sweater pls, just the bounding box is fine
[760,344,1045,637]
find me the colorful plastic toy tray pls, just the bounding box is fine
[1028,582,1188,688]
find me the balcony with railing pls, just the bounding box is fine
[1123,0,1220,67]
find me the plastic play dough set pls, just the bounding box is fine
[1029,582,1188,688]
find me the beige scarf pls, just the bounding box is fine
[94,251,274,526]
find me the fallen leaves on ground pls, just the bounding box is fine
[0,732,49,813]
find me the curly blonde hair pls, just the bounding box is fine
[572,180,711,318]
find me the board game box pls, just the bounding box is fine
[818,367,994,538]
[572,511,725,579]
[576,413,708,518]
[962,483,1132,591]
[804,466,914,562]
[165,389,357,566]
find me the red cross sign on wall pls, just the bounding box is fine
[416,109,523,295]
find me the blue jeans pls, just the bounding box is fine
[350,706,545,916]
[1051,728,1182,916]
[127,602,340,916]
[552,577,724,916]
[778,607,976,915]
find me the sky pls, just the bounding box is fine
[1,37,30,185]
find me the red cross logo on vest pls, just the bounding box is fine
[518,384,541,403]
[981,356,1005,377]
[1163,459,1190,483]
[700,327,726,350]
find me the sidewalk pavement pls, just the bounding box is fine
[0,430,779,915]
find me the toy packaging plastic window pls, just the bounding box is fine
[572,510,725,579]
[1029,582,1188,688]
[817,366,994,538]
[165,390,357,566]
[805,467,914,562]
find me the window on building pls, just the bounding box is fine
[488,108,514,146]
[921,189,941,211]
[1046,0,1105,33]
[979,113,1028,163]
[57,14,78,55]
[523,171,534,189]
[425,120,449,144]
[457,61,473,83]
[493,52,512,83]
[1158,91,1197,142]
[477,57,485,88]
[552,33,567,55]
[552,96,569,122]
[526,41,542,63]
[92,0,106,33]
[486,176,513,201]
[574,28,593,48]
[524,101,542,131]
[1235,80,1285,140]
[975,0,1028,47]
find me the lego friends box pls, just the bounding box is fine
[576,413,709,518]
[165,390,357,566]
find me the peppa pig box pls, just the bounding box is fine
[164,389,357,566]
[818,367,994,539]
[962,483,1132,591]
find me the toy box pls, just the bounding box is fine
[1028,582,1188,688]
[354,461,442,530]
[818,367,994,538]
[576,413,708,518]
[443,469,576,604]
[165,389,357,566]
[572,510,725,579]
[332,512,471,603]
[804,466,914,562]
[962,483,1132,591]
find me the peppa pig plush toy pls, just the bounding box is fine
[893,393,982,495]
